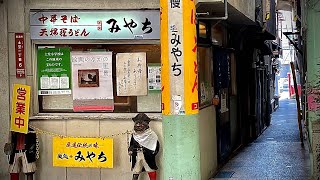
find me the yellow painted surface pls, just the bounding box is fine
[161,0,199,115]
[53,137,113,168]
[10,84,30,134]
[160,0,170,115]
[183,0,199,115]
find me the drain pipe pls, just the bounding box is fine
[197,0,228,20]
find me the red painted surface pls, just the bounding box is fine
[15,33,25,78]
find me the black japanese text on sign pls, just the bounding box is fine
[53,137,113,168]
[30,11,160,39]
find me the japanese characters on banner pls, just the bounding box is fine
[148,64,161,91]
[15,33,25,78]
[116,53,147,96]
[30,11,160,40]
[160,0,199,115]
[72,52,114,111]
[11,84,31,134]
[37,48,72,95]
[53,137,113,168]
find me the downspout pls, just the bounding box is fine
[197,0,228,20]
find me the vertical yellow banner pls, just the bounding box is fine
[183,0,199,114]
[11,84,31,134]
[161,0,171,115]
[161,0,199,115]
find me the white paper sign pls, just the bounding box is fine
[71,51,114,111]
[220,93,228,113]
[148,65,161,91]
[116,52,147,96]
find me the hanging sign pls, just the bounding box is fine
[264,0,271,21]
[116,52,147,96]
[30,10,160,40]
[15,33,26,78]
[37,48,72,95]
[160,0,199,115]
[10,84,31,134]
[53,137,113,168]
[72,51,114,111]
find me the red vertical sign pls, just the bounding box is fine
[15,33,25,78]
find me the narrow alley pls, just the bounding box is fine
[213,99,311,180]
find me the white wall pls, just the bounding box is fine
[228,0,255,21]
[0,0,10,180]
[195,0,256,22]
[30,118,163,180]
[199,106,218,180]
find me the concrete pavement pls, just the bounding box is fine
[212,99,311,180]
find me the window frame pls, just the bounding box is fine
[31,39,160,116]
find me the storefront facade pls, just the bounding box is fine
[0,0,219,180]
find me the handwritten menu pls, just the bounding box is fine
[116,52,147,96]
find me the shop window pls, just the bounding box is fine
[37,44,161,113]
[198,47,214,108]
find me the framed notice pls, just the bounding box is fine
[116,52,147,96]
[37,48,72,95]
[72,51,114,111]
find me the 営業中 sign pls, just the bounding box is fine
[11,84,31,134]
[37,48,72,95]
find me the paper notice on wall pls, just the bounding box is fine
[72,51,114,111]
[116,52,147,96]
[148,64,161,91]
[37,48,72,95]
[221,93,228,113]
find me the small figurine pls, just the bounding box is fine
[128,113,160,180]
[4,128,37,180]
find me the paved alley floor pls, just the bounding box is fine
[212,99,311,180]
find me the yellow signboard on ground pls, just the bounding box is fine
[10,84,31,134]
[53,137,113,168]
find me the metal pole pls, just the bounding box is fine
[290,62,304,145]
